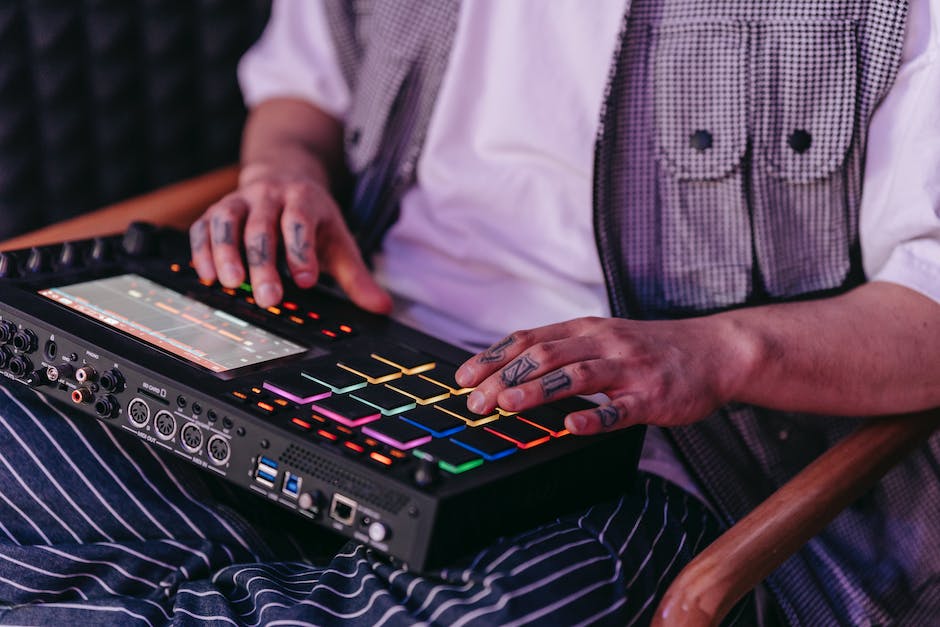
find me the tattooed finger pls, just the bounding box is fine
[246,233,270,267]
[287,221,310,263]
[479,335,516,364]
[190,220,209,252]
[500,355,539,387]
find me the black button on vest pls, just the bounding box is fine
[689,130,713,152]
[788,129,812,154]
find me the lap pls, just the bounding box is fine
[0,384,735,626]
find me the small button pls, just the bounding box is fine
[690,130,713,152]
[368,521,390,543]
[349,127,362,146]
[788,129,812,154]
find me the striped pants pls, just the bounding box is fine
[0,383,749,626]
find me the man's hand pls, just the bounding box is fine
[187,98,392,313]
[454,316,754,435]
[189,171,392,312]
[455,283,940,436]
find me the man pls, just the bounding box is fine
[0,0,938,624]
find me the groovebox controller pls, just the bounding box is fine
[0,224,642,569]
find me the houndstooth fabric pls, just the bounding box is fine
[323,0,459,253]
[318,1,940,625]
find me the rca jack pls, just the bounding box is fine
[75,366,97,384]
[71,387,94,404]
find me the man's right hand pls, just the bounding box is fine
[188,169,392,313]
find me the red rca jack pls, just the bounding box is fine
[71,388,93,404]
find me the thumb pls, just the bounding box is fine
[320,221,393,314]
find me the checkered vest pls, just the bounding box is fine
[323,2,940,624]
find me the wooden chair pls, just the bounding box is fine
[3,165,938,627]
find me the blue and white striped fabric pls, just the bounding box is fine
[0,383,747,625]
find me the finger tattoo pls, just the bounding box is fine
[596,405,620,428]
[190,221,208,251]
[480,336,515,364]
[501,355,538,387]
[212,217,235,245]
[288,222,310,263]
[540,370,572,399]
[246,234,270,267]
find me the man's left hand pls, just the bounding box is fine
[454,316,753,435]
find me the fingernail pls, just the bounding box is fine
[466,391,486,414]
[220,263,240,286]
[568,414,588,433]
[294,272,316,287]
[455,364,474,387]
[502,388,524,409]
[256,283,281,306]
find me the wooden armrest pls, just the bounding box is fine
[0,165,239,251]
[652,408,940,626]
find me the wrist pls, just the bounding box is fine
[705,311,767,404]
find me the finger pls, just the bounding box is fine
[280,184,321,289]
[565,396,640,435]
[456,318,601,387]
[189,218,215,281]
[207,195,250,288]
[243,189,284,308]
[495,358,618,413]
[465,338,600,414]
[317,212,392,314]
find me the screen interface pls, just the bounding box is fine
[40,274,306,373]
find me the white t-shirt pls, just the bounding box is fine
[239,0,940,496]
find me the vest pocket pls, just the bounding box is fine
[652,21,752,310]
[752,21,858,297]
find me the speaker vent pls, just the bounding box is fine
[280,444,409,514]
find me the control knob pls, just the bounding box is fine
[413,457,439,487]
[25,247,46,273]
[89,237,110,263]
[57,241,80,269]
[0,252,18,279]
[122,222,157,257]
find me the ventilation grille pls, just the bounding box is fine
[281,444,409,514]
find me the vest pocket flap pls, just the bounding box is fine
[757,21,857,183]
[652,22,747,181]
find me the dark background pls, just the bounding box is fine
[0,0,270,241]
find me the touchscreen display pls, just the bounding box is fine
[40,274,306,373]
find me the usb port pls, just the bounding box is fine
[281,471,302,499]
[254,456,279,488]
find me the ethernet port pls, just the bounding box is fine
[329,493,357,526]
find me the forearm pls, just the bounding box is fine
[239,98,345,188]
[719,281,940,416]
